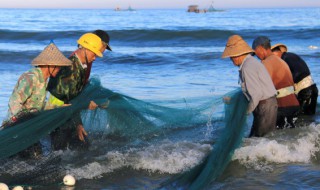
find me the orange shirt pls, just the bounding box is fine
[262,54,299,108]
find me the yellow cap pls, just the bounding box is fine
[77,33,103,57]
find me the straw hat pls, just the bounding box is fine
[32,43,72,66]
[222,35,254,58]
[271,43,288,53]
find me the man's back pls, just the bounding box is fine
[262,54,299,108]
[240,54,276,113]
[282,52,311,83]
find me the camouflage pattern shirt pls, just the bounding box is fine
[48,54,86,103]
[8,68,47,118]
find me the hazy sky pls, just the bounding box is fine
[1,0,320,9]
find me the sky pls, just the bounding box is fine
[0,0,320,9]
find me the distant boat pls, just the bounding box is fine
[207,1,224,12]
[187,2,224,13]
[114,7,122,11]
[126,5,136,11]
[187,5,199,13]
[113,5,136,12]
[187,5,207,13]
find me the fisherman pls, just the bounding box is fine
[3,43,72,157]
[271,43,318,115]
[84,29,112,84]
[222,35,278,137]
[5,42,72,124]
[47,31,112,150]
[252,36,300,129]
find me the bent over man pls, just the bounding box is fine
[3,43,71,158]
[252,36,300,129]
[222,35,278,137]
[47,32,109,150]
[6,43,71,122]
[271,43,318,115]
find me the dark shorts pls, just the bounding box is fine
[297,84,318,115]
[250,96,278,137]
[277,106,300,129]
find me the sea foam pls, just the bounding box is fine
[68,141,211,179]
[233,123,320,170]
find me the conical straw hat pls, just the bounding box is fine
[271,43,288,53]
[32,43,72,66]
[222,35,254,58]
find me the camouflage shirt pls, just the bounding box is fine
[48,54,87,103]
[8,68,47,117]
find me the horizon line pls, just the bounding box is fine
[0,6,319,10]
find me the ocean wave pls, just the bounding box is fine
[0,47,224,66]
[237,28,320,41]
[0,29,232,42]
[0,28,319,45]
[67,141,211,180]
[0,28,318,66]
[0,48,318,69]
[0,29,81,42]
[232,123,320,171]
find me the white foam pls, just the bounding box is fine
[233,123,320,170]
[308,45,318,50]
[68,141,211,179]
[129,141,211,174]
[0,160,36,175]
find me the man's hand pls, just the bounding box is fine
[77,124,88,142]
[88,101,98,110]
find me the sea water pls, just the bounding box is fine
[0,8,319,189]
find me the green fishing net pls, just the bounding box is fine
[0,77,248,189]
[0,78,213,158]
[160,88,249,190]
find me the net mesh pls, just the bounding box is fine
[0,77,248,188]
[6,155,63,186]
[160,89,248,189]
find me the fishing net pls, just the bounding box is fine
[5,154,64,186]
[0,77,248,189]
[0,79,186,157]
[160,89,249,190]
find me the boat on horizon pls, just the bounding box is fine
[187,5,206,13]
[207,1,225,12]
[127,5,136,11]
[114,7,121,11]
[187,1,224,13]
[114,5,136,12]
